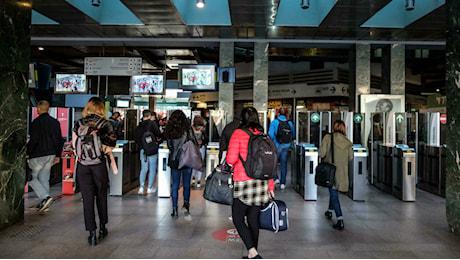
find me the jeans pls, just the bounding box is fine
[275,144,289,185]
[28,155,55,200]
[139,149,158,189]
[328,188,343,218]
[192,146,206,182]
[171,167,192,208]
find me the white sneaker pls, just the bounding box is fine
[280,184,286,190]
[274,179,280,185]
[147,187,157,194]
[196,183,201,188]
[138,187,144,194]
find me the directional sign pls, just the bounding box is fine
[395,113,405,123]
[311,112,320,123]
[440,114,447,124]
[353,113,363,124]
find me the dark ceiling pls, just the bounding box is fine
[29,0,447,94]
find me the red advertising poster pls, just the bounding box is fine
[57,108,69,137]
[32,107,39,120]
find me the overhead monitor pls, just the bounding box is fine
[55,74,87,93]
[178,64,216,91]
[131,74,165,95]
[116,99,130,108]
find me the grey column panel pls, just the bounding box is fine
[219,42,234,122]
[391,44,405,95]
[253,42,269,112]
[356,44,371,112]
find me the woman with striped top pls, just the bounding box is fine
[226,107,275,259]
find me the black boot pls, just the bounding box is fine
[171,207,178,218]
[324,211,332,220]
[182,201,190,212]
[99,225,108,240]
[333,220,344,230]
[88,231,97,246]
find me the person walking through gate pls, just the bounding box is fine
[318,120,353,230]
[27,100,63,212]
[135,110,163,194]
[268,108,295,189]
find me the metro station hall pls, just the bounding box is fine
[2,0,460,259]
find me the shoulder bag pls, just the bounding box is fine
[178,128,204,171]
[203,163,233,205]
[315,133,336,188]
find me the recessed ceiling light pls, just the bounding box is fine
[38,47,44,51]
[196,0,205,8]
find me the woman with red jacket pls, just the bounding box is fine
[226,107,275,259]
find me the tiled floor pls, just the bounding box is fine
[1,177,460,259]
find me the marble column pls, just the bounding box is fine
[0,0,31,230]
[219,42,234,123]
[253,42,269,113]
[354,44,371,112]
[445,0,460,233]
[390,44,405,95]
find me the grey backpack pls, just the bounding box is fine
[75,118,105,165]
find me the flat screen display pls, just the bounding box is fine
[131,74,165,95]
[55,74,87,93]
[116,99,130,108]
[179,64,216,91]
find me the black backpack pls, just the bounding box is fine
[239,129,278,180]
[276,120,292,144]
[141,131,158,156]
[75,118,105,166]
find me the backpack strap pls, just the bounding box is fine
[238,128,254,165]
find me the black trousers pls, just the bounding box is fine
[232,198,261,250]
[77,162,109,231]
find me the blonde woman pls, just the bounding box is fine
[318,120,353,230]
[72,97,117,245]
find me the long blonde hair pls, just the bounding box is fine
[333,120,346,135]
[82,97,107,119]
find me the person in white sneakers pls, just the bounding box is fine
[135,110,163,195]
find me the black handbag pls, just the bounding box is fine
[203,164,233,205]
[315,133,336,188]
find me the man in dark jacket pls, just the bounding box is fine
[27,100,63,212]
[218,116,240,162]
[109,112,123,140]
[134,110,163,195]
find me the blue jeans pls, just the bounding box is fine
[328,188,343,218]
[192,146,206,182]
[139,149,158,189]
[171,167,192,208]
[28,155,55,200]
[275,144,289,185]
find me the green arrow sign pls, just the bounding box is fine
[353,113,363,124]
[396,113,405,123]
[311,113,320,123]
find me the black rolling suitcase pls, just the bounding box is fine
[259,199,289,233]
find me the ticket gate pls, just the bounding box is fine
[109,147,124,196]
[376,144,393,194]
[205,142,219,178]
[348,145,367,201]
[392,144,416,201]
[157,143,171,198]
[296,143,318,201]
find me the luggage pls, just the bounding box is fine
[259,199,288,233]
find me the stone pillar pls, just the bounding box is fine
[219,42,234,123]
[354,44,371,112]
[445,0,460,233]
[390,44,405,95]
[253,42,269,113]
[0,0,31,230]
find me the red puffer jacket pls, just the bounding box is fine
[226,127,275,191]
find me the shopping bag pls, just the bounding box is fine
[315,162,336,188]
[179,140,204,171]
[203,165,233,205]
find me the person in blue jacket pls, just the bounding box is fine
[268,108,295,189]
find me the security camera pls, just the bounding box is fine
[300,0,310,9]
[92,0,101,7]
